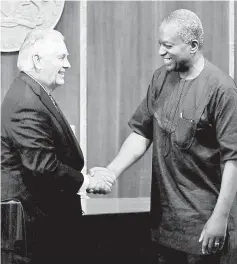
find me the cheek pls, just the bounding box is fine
[50,60,62,71]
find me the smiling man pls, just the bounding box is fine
[1,29,115,264]
[158,19,204,79]
[91,9,237,264]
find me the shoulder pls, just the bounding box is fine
[4,75,41,106]
[1,75,47,120]
[152,65,168,82]
[203,62,237,117]
[205,60,237,94]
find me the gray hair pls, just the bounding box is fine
[17,29,64,72]
[161,9,204,49]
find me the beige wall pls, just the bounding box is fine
[1,1,236,198]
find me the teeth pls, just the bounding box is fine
[164,58,171,64]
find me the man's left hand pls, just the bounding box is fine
[199,214,227,255]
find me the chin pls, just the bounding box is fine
[56,79,65,86]
[166,65,175,72]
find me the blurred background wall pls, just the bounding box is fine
[1,1,236,199]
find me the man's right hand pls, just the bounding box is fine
[86,167,116,194]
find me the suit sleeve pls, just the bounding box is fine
[9,107,84,193]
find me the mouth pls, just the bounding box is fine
[164,58,171,64]
[58,71,65,77]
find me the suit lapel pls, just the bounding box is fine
[53,103,84,162]
[19,72,84,164]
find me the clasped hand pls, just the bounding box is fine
[87,167,116,194]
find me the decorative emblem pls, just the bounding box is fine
[0,0,65,52]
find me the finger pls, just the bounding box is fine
[199,229,204,242]
[96,174,114,186]
[92,171,115,184]
[207,237,215,253]
[103,176,115,185]
[86,188,93,193]
[95,181,111,192]
[212,239,220,253]
[88,169,95,177]
[202,236,209,255]
[100,184,112,193]
[100,181,112,191]
[91,190,100,194]
[92,182,102,193]
[94,189,106,195]
[218,236,226,251]
[96,184,111,195]
[91,175,108,188]
[102,186,112,194]
[103,180,113,189]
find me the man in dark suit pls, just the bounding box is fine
[1,29,116,264]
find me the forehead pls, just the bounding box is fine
[38,37,68,56]
[159,23,183,44]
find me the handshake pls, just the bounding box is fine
[85,167,117,194]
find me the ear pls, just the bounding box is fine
[190,40,199,54]
[32,54,42,71]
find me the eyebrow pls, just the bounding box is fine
[159,40,173,45]
[58,53,69,57]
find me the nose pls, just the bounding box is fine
[159,44,166,56]
[64,57,71,68]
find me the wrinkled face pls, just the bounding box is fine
[158,23,192,73]
[37,38,71,89]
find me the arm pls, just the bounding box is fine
[10,107,112,194]
[10,108,85,193]
[107,132,152,178]
[89,72,157,192]
[88,132,151,194]
[212,160,237,219]
[199,160,237,254]
[199,83,237,254]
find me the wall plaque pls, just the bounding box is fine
[1,0,65,52]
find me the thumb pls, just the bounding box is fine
[88,167,101,176]
[199,229,205,242]
[88,169,95,177]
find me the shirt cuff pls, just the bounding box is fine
[78,173,90,195]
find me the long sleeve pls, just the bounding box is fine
[9,107,84,194]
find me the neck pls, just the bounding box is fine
[25,71,54,94]
[179,53,205,80]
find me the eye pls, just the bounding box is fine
[164,44,172,49]
[59,55,66,60]
[159,42,172,49]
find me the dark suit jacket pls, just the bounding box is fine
[1,72,85,222]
